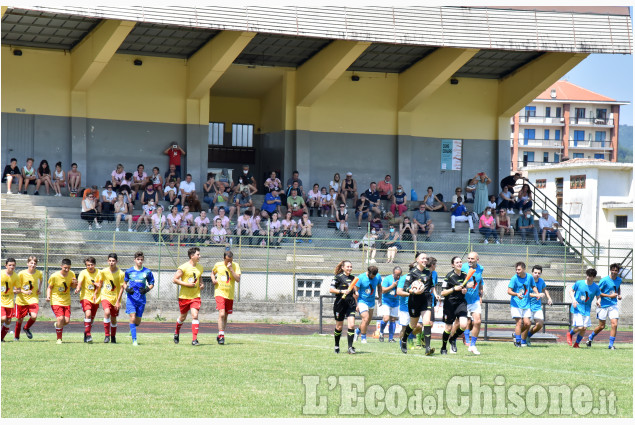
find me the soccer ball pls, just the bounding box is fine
[411,281,424,293]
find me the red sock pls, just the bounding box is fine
[84,319,92,335]
[104,321,111,336]
[55,327,63,340]
[1,325,8,340]
[192,320,199,340]
[25,317,36,330]
[14,322,21,339]
[175,320,183,335]
[111,324,117,337]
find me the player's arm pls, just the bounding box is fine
[37,275,43,295]
[228,266,241,283]
[13,283,21,294]
[145,272,155,292]
[478,278,484,300]
[567,287,577,308]
[46,282,53,302]
[543,288,553,305]
[116,283,125,309]
[93,275,103,303]
[74,274,82,294]
[441,281,455,297]
[172,269,194,288]
[529,286,541,298]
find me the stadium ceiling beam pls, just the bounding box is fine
[187,30,256,99]
[498,52,588,117]
[71,19,136,91]
[296,40,371,107]
[398,47,479,112]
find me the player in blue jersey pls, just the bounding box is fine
[567,268,601,348]
[586,263,622,349]
[123,251,155,346]
[525,265,552,346]
[353,266,381,344]
[507,261,538,347]
[457,252,484,354]
[378,266,403,343]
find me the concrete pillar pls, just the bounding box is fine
[185,94,210,184]
[70,91,88,182]
[563,104,570,158]
[396,112,414,194]
[295,107,311,184]
[497,116,512,185]
[611,105,620,161]
[512,113,520,171]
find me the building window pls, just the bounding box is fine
[555,107,562,118]
[595,131,606,147]
[573,130,585,146]
[555,130,561,141]
[615,216,627,229]
[232,124,254,147]
[525,106,536,118]
[296,279,323,299]
[570,175,586,189]
[596,109,607,119]
[536,179,547,189]
[544,129,550,140]
[554,153,560,163]
[543,152,549,163]
[573,153,584,159]
[594,154,605,160]
[208,122,224,146]
[545,107,551,117]
[523,129,535,145]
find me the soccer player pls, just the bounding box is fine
[100,253,125,343]
[586,263,622,349]
[567,268,601,348]
[459,252,484,355]
[14,256,43,341]
[173,247,204,346]
[507,261,536,347]
[328,260,357,354]
[378,266,402,343]
[76,257,102,343]
[526,265,552,346]
[353,266,381,344]
[211,250,241,345]
[395,267,415,347]
[46,259,77,343]
[123,252,155,346]
[399,252,435,355]
[1,258,21,342]
[440,256,468,354]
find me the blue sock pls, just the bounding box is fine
[575,334,583,344]
[355,328,360,336]
[464,329,471,342]
[609,336,615,347]
[361,334,367,341]
[380,320,387,334]
[521,339,527,344]
[588,331,596,341]
[470,336,477,346]
[388,322,396,340]
[515,334,521,343]
[408,333,414,341]
[569,329,575,336]
[527,330,534,338]
[130,323,137,340]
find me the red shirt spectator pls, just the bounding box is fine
[163,143,186,174]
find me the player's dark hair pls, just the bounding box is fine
[244,210,253,216]
[10,158,17,163]
[393,266,402,274]
[456,196,463,203]
[153,167,159,172]
[609,263,621,271]
[586,268,597,277]
[427,186,433,191]
[84,257,96,265]
[108,253,118,261]
[334,260,352,275]
[134,251,144,259]
[515,261,526,269]
[187,247,200,258]
[428,257,437,267]
[71,162,77,167]
[61,258,71,266]
[367,265,379,276]
[370,181,376,186]
[55,161,62,168]
[137,164,144,169]
[224,251,234,259]
[27,255,38,264]
[5,257,16,265]
[532,265,542,272]
[450,256,461,265]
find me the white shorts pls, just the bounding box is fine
[467,301,482,318]
[531,309,544,321]
[596,306,619,321]
[358,300,374,314]
[572,313,591,328]
[378,304,399,318]
[399,311,410,326]
[511,307,531,319]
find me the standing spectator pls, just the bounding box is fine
[164,164,181,188]
[478,206,499,244]
[52,162,65,196]
[412,203,434,239]
[307,183,322,217]
[399,216,416,242]
[111,164,125,189]
[423,187,447,211]
[335,203,349,236]
[515,209,540,244]
[234,187,255,216]
[3,158,22,194]
[329,173,341,194]
[164,180,181,209]
[355,192,370,229]
[515,184,533,212]
[213,207,231,232]
[21,158,37,194]
[131,164,149,195]
[539,210,563,243]
[384,224,402,263]
[150,167,164,199]
[34,159,52,195]
[163,142,185,177]
[473,172,491,216]
[364,182,382,219]
[135,199,157,232]
[202,173,216,213]
[80,191,102,230]
[140,183,159,206]
[179,173,200,212]
[500,172,524,196]
[67,163,82,196]
[101,183,118,221]
[287,189,307,217]
[377,175,394,206]
[261,189,281,218]
[464,178,476,203]
[450,196,474,233]
[339,172,358,206]
[114,193,133,232]
[496,208,515,242]
[498,185,515,214]
[391,185,408,217]
[264,171,281,193]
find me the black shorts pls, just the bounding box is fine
[443,301,468,325]
[333,298,356,321]
[408,292,433,318]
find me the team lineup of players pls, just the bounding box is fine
[0,249,241,345]
[330,251,623,354]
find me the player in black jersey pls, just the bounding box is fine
[329,260,358,354]
[399,252,435,355]
[440,256,469,354]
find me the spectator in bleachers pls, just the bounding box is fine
[478,206,500,244]
[473,172,491,215]
[377,175,394,205]
[516,209,539,244]
[364,182,382,219]
[335,202,349,236]
[52,162,65,197]
[212,185,234,219]
[487,195,497,211]
[464,178,476,203]
[329,173,341,194]
[151,205,166,234]
[140,182,159,206]
[34,159,52,196]
[514,184,533,212]
[213,207,231,232]
[164,163,181,188]
[150,167,164,199]
[239,164,257,188]
[236,210,255,245]
[423,187,447,212]
[451,187,463,204]
[323,187,337,218]
[164,180,180,209]
[499,172,524,196]
[202,173,215,214]
[412,203,434,239]
[216,168,231,192]
[384,224,402,263]
[210,218,228,246]
[101,182,117,220]
[80,190,102,230]
[498,185,515,214]
[118,184,134,214]
[3,158,22,194]
[253,209,266,245]
[286,170,304,198]
[179,173,201,212]
[234,172,257,196]
[281,211,298,238]
[264,171,282,193]
[400,216,416,242]
[135,199,157,232]
[496,208,515,242]
[370,216,383,232]
[391,185,408,217]
[67,162,82,196]
[539,210,563,243]
[339,172,358,206]
[287,188,307,217]
[450,196,474,233]
[21,158,37,194]
[194,210,210,241]
[267,211,283,247]
[286,180,303,201]
[298,212,313,242]
[83,185,102,213]
[114,193,133,232]
[111,164,125,189]
[261,188,281,218]
[307,184,322,216]
[163,142,186,177]
[355,192,370,229]
[166,206,181,242]
[131,164,149,195]
[235,187,255,216]
[178,205,194,239]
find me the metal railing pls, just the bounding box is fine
[518,115,565,125]
[481,300,572,340]
[568,140,612,149]
[516,139,564,148]
[569,117,614,126]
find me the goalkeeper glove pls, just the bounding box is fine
[125,286,134,295]
[139,286,150,294]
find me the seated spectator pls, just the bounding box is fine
[261,189,282,218]
[101,182,118,220]
[370,216,383,231]
[35,159,52,195]
[80,191,102,230]
[178,205,194,239]
[516,209,539,244]
[306,184,322,217]
[117,183,134,212]
[150,167,164,199]
[163,143,185,177]
[179,173,201,212]
[281,211,298,238]
[238,164,257,188]
[253,209,266,245]
[515,184,533,212]
[52,162,65,197]
[210,218,228,246]
[361,229,379,264]
[83,185,102,213]
[450,196,474,233]
[164,163,181,188]
[202,172,216,213]
[236,210,255,245]
[364,182,382,219]
[135,199,157,232]
[412,203,434,239]
[339,172,358,206]
[286,180,303,201]
[212,185,235,219]
[500,172,524,196]
[322,187,337,218]
[391,185,408,217]
[464,178,476,203]
[297,212,313,242]
[131,164,149,194]
[423,186,447,211]
[451,187,463,204]
[21,158,37,194]
[67,162,82,196]
[335,203,349,236]
[151,205,166,235]
[287,189,307,217]
[487,195,497,210]
[329,173,341,194]
[3,157,22,194]
[140,183,159,206]
[234,173,257,196]
[496,208,515,242]
[267,211,283,247]
[400,216,416,242]
[235,187,255,216]
[114,193,133,232]
[215,168,232,192]
[194,210,210,241]
[166,206,181,242]
[355,192,370,229]
[498,185,515,214]
[111,164,125,189]
[384,224,402,263]
[213,207,231,232]
[478,206,500,244]
[285,170,304,198]
[539,210,564,243]
[377,175,394,205]
[164,180,181,209]
[264,171,282,193]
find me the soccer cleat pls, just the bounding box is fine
[521,343,527,347]
[469,346,481,355]
[132,339,138,346]
[104,336,110,344]
[425,347,435,356]
[361,338,367,344]
[85,335,93,344]
[608,346,617,350]
[217,335,225,345]
[174,334,180,344]
[347,346,356,354]
[13,338,19,342]
[111,336,117,344]
[56,339,62,344]
[191,339,200,346]
[378,335,384,342]
[334,346,340,354]
[353,328,360,342]
[586,340,592,348]
[440,349,448,355]
[388,338,396,343]
[449,339,457,354]
[400,339,408,354]
[23,327,33,339]
[566,332,573,346]
[514,341,521,347]
[573,342,579,348]
[526,339,532,347]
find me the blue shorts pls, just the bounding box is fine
[126,299,146,317]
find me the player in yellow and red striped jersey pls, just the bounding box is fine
[15,255,44,340]
[46,258,77,344]
[172,247,204,345]
[76,257,102,343]
[1,257,21,342]
[100,253,126,344]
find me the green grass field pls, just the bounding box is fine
[2,332,632,418]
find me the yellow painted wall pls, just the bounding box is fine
[210,96,261,132]
[260,78,284,133]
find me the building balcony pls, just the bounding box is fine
[516,139,564,149]
[516,160,561,170]
[568,140,613,149]
[569,117,614,127]
[518,115,565,125]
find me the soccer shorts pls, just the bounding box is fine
[332,298,355,321]
[179,297,202,314]
[81,300,99,317]
[1,306,15,319]
[125,300,146,317]
[597,305,619,321]
[357,300,374,314]
[101,300,119,317]
[51,305,71,318]
[398,310,410,326]
[408,292,433,318]
[443,301,468,325]
[16,303,39,319]
[378,304,399,318]
[531,309,544,321]
[215,296,233,314]
[510,307,531,318]
[467,301,482,318]
[572,313,591,328]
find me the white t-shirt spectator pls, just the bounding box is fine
[237,215,251,230]
[180,212,193,227]
[165,186,177,197]
[167,213,181,227]
[213,215,230,228]
[133,171,147,183]
[282,218,295,229]
[179,180,196,195]
[102,189,117,202]
[195,216,210,227]
[269,219,281,231]
[539,215,558,230]
[251,216,262,232]
[329,180,340,193]
[142,204,156,216]
[152,214,166,228]
[211,226,227,243]
[111,170,125,183]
